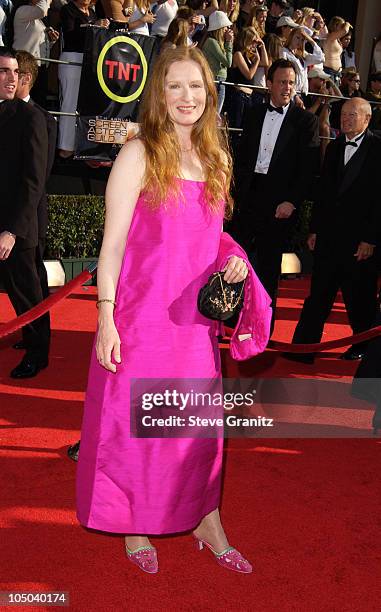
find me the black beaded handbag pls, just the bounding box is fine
[197,271,245,321]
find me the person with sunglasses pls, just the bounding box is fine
[366,71,381,132]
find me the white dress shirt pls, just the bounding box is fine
[255,103,290,175]
[344,131,366,166]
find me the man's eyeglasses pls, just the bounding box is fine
[349,79,361,83]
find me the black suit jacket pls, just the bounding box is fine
[234,103,320,216]
[29,99,58,238]
[310,130,381,250]
[0,99,48,249]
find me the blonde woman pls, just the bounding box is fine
[248,4,267,39]
[202,10,233,113]
[128,0,155,35]
[323,16,352,84]
[282,26,325,94]
[298,7,315,32]
[293,8,327,40]
[161,17,191,50]
[264,32,284,67]
[219,0,240,28]
[76,46,254,575]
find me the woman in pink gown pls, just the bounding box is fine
[76,47,251,574]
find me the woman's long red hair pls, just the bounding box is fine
[138,47,233,217]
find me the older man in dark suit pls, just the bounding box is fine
[0,47,49,378]
[232,58,320,333]
[286,98,381,363]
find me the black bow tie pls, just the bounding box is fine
[267,104,284,115]
[345,141,358,147]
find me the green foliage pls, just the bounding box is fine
[286,201,313,253]
[45,195,105,259]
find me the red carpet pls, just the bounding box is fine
[0,278,380,611]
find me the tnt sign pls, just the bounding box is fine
[97,36,148,103]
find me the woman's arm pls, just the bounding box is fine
[96,139,146,372]
[205,38,233,69]
[328,22,351,41]
[129,10,155,30]
[305,39,325,66]
[257,40,269,68]
[15,0,50,22]
[233,50,260,81]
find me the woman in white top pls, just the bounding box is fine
[13,0,59,105]
[282,26,324,94]
[128,0,155,36]
[150,0,178,39]
[13,0,51,61]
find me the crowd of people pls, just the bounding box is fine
[0,0,380,157]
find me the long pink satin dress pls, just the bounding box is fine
[76,179,224,534]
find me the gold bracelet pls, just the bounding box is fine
[96,299,116,308]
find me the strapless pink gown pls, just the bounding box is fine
[76,180,224,534]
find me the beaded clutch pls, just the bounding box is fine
[197,271,245,321]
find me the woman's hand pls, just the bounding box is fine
[47,27,59,43]
[142,12,156,24]
[95,18,110,28]
[96,316,121,373]
[225,28,234,43]
[223,256,248,283]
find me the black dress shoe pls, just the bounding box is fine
[10,358,49,379]
[282,352,315,364]
[12,341,26,350]
[67,441,81,462]
[340,347,365,361]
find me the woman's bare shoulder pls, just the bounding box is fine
[115,137,146,173]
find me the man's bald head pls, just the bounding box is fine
[341,98,372,139]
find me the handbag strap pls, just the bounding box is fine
[218,273,245,310]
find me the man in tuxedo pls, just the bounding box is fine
[286,98,381,363]
[0,48,50,378]
[13,50,58,354]
[232,58,320,333]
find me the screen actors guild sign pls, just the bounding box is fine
[75,29,158,160]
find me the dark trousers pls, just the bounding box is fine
[292,245,378,350]
[232,174,294,334]
[1,241,50,362]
